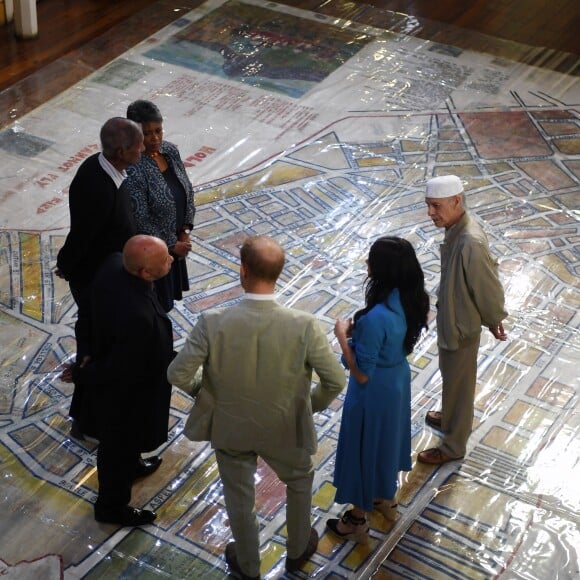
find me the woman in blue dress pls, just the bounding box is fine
[327,236,429,543]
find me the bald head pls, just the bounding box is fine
[240,236,285,291]
[123,235,173,282]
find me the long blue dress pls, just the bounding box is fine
[333,288,412,511]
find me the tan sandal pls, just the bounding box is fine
[373,499,398,521]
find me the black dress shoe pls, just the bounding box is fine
[134,456,162,480]
[225,543,260,580]
[94,506,157,526]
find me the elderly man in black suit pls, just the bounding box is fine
[56,117,143,436]
[75,235,174,526]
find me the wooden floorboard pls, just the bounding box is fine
[369,0,580,55]
[0,0,578,129]
[0,0,161,89]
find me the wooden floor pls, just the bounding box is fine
[0,0,158,90]
[0,0,578,128]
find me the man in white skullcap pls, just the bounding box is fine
[418,175,508,465]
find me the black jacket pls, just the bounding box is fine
[76,253,173,451]
[57,154,135,286]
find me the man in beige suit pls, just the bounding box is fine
[167,235,345,580]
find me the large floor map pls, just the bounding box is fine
[0,0,578,578]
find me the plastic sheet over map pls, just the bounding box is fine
[0,0,578,578]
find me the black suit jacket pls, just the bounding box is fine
[57,153,135,286]
[77,253,174,451]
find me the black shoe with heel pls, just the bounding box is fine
[326,509,369,543]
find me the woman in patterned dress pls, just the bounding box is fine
[125,99,195,312]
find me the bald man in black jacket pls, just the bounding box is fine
[76,235,174,526]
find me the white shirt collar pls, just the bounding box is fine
[244,292,277,301]
[99,152,127,189]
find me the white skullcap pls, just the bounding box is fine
[425,175,464,198]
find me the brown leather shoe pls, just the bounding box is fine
[425,410,442,429]
[224,543,260,580]
[285,527,319,572]
[417,447,462,465]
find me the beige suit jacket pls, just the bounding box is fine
[167,297,345,454]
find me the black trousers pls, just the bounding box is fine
[69,279,92,363]
[95,439,140,514]
[68,280,92,421]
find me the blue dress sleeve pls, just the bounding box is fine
[340,339,352,369]
[353,309,386,379]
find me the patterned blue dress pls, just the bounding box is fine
[124,141,195,312]
[333,288,412,511]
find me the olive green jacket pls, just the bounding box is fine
[437,212,508,351]
[167,297,345,454]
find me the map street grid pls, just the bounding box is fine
[0,0,578,578]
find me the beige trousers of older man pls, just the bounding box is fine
[438,336,481,459]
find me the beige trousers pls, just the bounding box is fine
[216,446,314,578]
[439,337,480,458]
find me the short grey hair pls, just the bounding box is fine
[100,117,142,157]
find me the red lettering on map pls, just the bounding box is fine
[184,146,217,168]
[34,174,60,188]
[58,144,99,173]
[37,197,63,214]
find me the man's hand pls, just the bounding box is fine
[54,268,67,280]
[488,322,507,341]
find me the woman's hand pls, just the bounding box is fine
[334,317,367,384]
[172,240,192,258]
[345,318,353,338]
[334,318,353,339]
[334,319,347,340]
